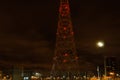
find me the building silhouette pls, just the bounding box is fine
[105,57,117,76]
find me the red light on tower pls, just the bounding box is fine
[65,6,68,9]
[63,27,67,30]
[59,4,70,16]
[71,32,74,35]
[63,59,67,63]
[64,53,68,57]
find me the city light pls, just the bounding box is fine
[109,72,115,76]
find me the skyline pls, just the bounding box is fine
[0,0,120,71]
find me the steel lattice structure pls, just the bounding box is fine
[51,0,79,77]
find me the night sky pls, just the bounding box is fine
[0,0,120,71]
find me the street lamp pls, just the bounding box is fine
[96,41,105,80]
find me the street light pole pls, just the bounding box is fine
[97,66,100,80]
[96,41,105,80]
[104,56,107,77]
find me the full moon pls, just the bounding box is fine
[97,41,104,47]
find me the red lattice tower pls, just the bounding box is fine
[51,0,79,77]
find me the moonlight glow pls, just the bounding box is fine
[97,41,104,48]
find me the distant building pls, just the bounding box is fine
[0,70,2,79]
[105,57,117,76]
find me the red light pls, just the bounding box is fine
[63,59,67,63]
[63,27,67,30]
[71,32,74,35]
[65,6,68,9]
[59,4,70,16]
[64,53,68,56]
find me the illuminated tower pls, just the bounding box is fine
[51,0,79,77]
